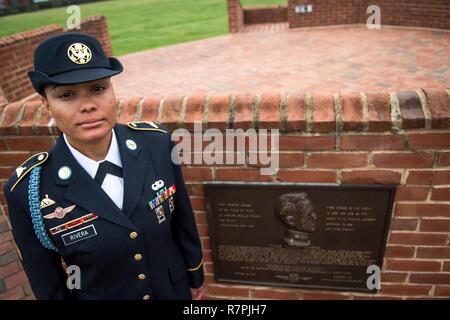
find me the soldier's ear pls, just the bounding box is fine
[40,92,51,114]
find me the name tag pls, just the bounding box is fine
[62,224,97,246]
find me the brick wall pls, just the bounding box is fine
[288,0,450,30]
[0,16,113,103]
[227,0,245,33]
[244,5,288,25]
[0,89,449,299]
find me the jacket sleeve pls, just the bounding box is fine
[169,139,205,289]
[3,184,72,300]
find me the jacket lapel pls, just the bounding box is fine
[52,134,135,229]
[115,125,156,218]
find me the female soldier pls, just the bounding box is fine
[3,32,204,300]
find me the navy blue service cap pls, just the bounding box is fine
[28,32,123,95]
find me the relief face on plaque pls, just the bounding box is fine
[275,193,317,247]
[204,182,396,293]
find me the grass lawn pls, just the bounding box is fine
[0,0,287,56]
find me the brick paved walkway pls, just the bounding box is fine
[112,25,450,98]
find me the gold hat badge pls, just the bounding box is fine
[67,43,92,64]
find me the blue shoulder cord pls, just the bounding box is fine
[28,167,58,252]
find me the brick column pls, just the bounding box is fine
[227,0,244,33]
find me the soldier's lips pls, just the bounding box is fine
[78,118,104,128]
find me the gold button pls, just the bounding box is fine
[129,232,138,239]
[134,254,143,261]
[138,273,146,280]
[143,295,151,300]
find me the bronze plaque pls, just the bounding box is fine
[204,182,396,293]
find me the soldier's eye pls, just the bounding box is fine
[58,92,74,99]
[93,85,106,93]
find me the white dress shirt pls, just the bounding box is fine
[63,129,124,210]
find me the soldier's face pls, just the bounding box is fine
[43,78,117,144]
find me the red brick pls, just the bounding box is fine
[394,186,428,201]
[0,261,20,279]
[409,273,450,285]
[420,218,450,232]
[0,230,13,244]
[5,137,53,151]
[0,139,6,151]
[286,93,307,131]
[311,93,335,133]
[207,285,250,298]
[233,93,255,130]
[406,170,433,185]
[307,152,367,168]
[408,133,450,149]
[0,167,14,180]
[423,89,450,129]
[435,286,450,297]
[182,167,213,182]
[278,169,337,183]
[389,232,448,246]
[0,152,31,166]
[302,293,349,300]
[216,168,272,182]
[258,93,280,129]
[341,170,401,184]
[0,285,25,300]
[184,95,206,131]
[5,270,28,290]
[353,295,402,300]
[384,246,415,258]
[381,272,408,283]
[439,152,450,166]
[389,218,418,231]
[160,95,183,131]
[341,92,364,131]
[431,188,450,201]
[340,135,404,150]
[444,262,450,272]
[0,241,13,255]
[117,96,141,123]
[367,92,391,132]
[380,284,432,296]
[140,96,161,122]
[395,203,450,217]
[0,102,24,135]
[207,94,230,130]
[194,211,207,225]
[190,197,206,211]
[185,183,205,197]
[201,238,211,251]
[416,247,450,259]
[196,223,209,237]
[386,259,441,272]
[397,91,425,129]
[372,152,434,168]
[250,289,298,300]
[279,135,335,151]
[432,170,450,185]
[18,101,42,135]
[279,152,305,168]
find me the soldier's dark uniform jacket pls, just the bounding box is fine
[3,122,204,300]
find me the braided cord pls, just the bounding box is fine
[28,167,58,252]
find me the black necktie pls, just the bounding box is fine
[94,161,123,185]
